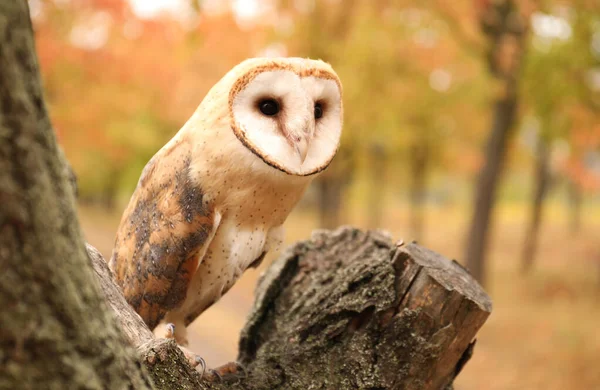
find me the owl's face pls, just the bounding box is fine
[227,58,343,176]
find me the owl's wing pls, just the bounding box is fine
[109,138,218,330]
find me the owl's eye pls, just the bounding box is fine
[314,102,323,119]
[259,99,279,116]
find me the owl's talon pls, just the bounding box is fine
[177,345,206,371]
[204,368,223,383]
[195,356,206,377]
[203,361,246,383]
[234,362,247,378]
[165,323,176,339]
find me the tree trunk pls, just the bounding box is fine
[102,166,121,211]
[316,177,344,229]
[464,89,518,285]
[521,139,551,273]
[0,2,150,389]
[367,142,387,229]
[464,0,527,286]
[315,147,353,229]
[408,135,429,242]
[567,179,583,234]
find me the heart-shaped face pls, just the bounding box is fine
[227,57,343,176]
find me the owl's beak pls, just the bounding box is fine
[295,137,309,163]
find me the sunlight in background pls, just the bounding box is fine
[69,11,112,50]
[531,12,572,41]
[232,0,261,20]
[128,0,191,20]
[429,68,452,92]
[128,0,266,24]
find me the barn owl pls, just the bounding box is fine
[109,57,343,375]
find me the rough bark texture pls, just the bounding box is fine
[87,228,491,390]
[0,2,151,389]
[236,228,492,389]
[88,245,218,390]
[465,0,528,286]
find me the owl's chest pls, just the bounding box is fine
[178,171,304,321]
[178,218,275,320]
[210,219,269,276]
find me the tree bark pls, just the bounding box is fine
[316,176,344,229]
[367,142,387,229]
[521,139,551,273]
[464,0,528,286]
[87,228,492,390]
[315,147,353,229]
[464,86,518,286]
[0,2,150,389]
[237,228,492,390]
[102,166,121,211]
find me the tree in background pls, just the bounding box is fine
[464,0,530,286]
[34,0,182,208]
[564,105,600,233]
[273,0,486,233]
[562,0,600,235]
[271,0,359,228]
[519,2,599,273]
[390,2,487,241]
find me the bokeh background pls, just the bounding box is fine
[31,0,600,389]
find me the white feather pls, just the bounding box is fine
[231,70,342,175]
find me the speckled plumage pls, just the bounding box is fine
[109,57,343,345]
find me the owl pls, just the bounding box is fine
[109,57,343,365]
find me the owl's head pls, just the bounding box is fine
[207,57,343,177]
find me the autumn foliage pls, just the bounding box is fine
[32,0,599,208]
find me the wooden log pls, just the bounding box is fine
[87,227,492,390]
[237,227,492,390]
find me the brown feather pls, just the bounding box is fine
[109,135,215,330]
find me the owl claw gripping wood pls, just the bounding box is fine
[109,57,343,370]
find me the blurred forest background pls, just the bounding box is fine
[31,0,599,389]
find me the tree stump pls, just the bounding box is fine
[237,227,491,389]
[88,227,491,390]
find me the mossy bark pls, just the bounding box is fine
[236,228,492,389]
[0,2,150,389]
